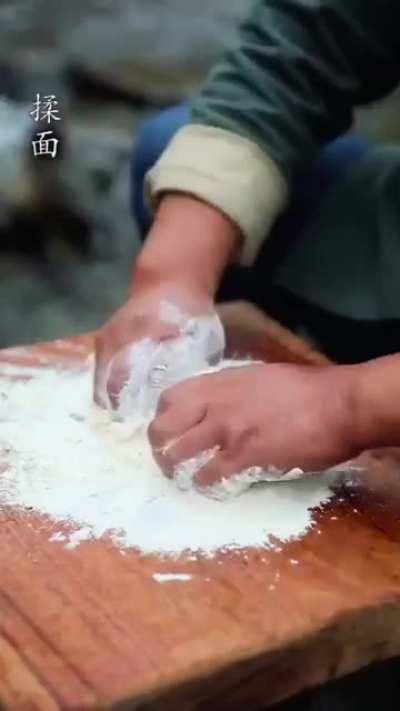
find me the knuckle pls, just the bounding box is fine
[156,394,171,416]
[152,441,177,478]
[147,419,161,445]
[148,418,173,450]
[163,381,183,400]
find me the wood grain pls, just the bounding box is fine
[1,322,400,710]
[0,634,58,711]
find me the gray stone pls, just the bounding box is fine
[63,0,252,100]
[0,99,33,224]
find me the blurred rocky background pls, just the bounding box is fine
[0,0,399,348]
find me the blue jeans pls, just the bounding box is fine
[130,105,400,363]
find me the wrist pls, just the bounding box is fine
[322,364,366,459]
[132,251,209,302]
[349,355,400,452]
[338,364,370,456]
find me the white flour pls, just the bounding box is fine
[174,454,306,500]
[0,364,335,556]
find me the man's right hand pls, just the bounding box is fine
[94,193,240,409]
[94,282,213,408]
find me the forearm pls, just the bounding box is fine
[193,0,399,183]
[352,355,400,451]
[133,194,240,299]
[148,1,399,265]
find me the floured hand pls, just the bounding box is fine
[149,363,360,488]
[94,284,221,412]
[94,193,239,412]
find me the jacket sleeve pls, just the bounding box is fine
[147,0,400,264]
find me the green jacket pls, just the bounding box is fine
[147,1,400,266]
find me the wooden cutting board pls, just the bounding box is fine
[1,332,400,711]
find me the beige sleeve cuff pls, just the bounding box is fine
[145,124,288,265]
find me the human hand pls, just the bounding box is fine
[94,282,218,410]
[148,362,359,488]
[94,193,239,411]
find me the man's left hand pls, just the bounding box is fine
[148,363,360,488]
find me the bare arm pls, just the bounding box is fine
[133,194,240,301]
[95,195,239,405]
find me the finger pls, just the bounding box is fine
[107,360,131,409]
[93,362,109,408]
[148,401,207,451]
[94,333,129,409]
[105,345,137,409]
[94,333,111,408]
[154,420,223,477]
[194,453,237,489]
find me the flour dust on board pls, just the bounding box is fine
[0,363,334,556]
